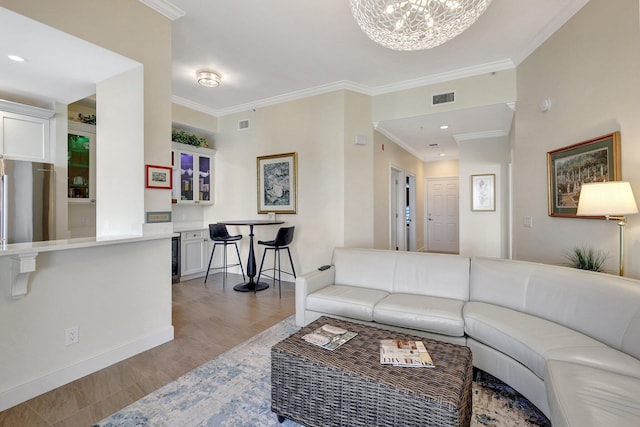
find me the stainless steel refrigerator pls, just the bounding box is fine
[0,158,55,244]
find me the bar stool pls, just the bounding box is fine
[205,224,245,287]
[256,226,296,297]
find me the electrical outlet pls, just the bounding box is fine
[523,216,533,228]
[65,326,79,346]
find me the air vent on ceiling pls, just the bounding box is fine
[432,91,455,106]
[238,119,250,130]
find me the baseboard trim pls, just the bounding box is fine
[0,326,174,412]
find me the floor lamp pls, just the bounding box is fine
[577,182,638,276]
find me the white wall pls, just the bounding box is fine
[0,239,173,411]
[459,137,510,258]
[344,91,375,247]
[96,67,145,237]
[372,71,516,122]
[0,0,174,409]
[206,91,347,273]
[513,0,640,277]
[424,159,459,178]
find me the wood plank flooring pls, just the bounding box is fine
[0,273,295,427]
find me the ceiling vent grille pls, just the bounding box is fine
[432,91,455,106]
[238,119,250,130]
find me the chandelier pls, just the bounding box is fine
[349,0,493,51]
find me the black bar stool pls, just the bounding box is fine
[205,224,245,287]
[256,226,296,297]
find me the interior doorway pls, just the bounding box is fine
[425,177,459,253]
[390,167,417,251]
[390,167,403,250]
[406,174,417,251]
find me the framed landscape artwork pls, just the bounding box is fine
[257,152,297,214]
[145,164,172,189]
[471,174,496,211]
[547,132,621,218]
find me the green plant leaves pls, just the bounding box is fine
[564,246,608,272]
[172,129,206,147]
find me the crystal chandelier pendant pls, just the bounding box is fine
[349,0,493,51]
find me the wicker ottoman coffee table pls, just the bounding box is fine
[271,316,472,427]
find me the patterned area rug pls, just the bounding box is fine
[94,317,550,427]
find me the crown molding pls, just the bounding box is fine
[211,80,372,117]
[0,99,55,119]
[172,95,219,116]
[370,59,515,96]
[511,0,589,65]
[137,0,185,20]
[374,125,427,161]
[173,59,516,118]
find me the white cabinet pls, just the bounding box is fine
[180,229,209,277]
[172,142,215,205]
[68,121,96,203]
[0,101,54,162]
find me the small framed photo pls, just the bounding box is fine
[145,164,172,189]
[471,174,496,212]
[257,152,297,214]
[547,132,620,217]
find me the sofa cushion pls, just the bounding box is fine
[470,257,640,360]
[544,346,640,380]
[332,248,396,292]
[464,301,610,379]
[545,360,640,427]
[391,252,470,300]
[374,293,465,337]
[306,284,389,322]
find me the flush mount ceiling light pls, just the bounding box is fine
[197,71,221,88]
[7,54,25,62]
[349,0,493,51]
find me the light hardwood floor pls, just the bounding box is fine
[0,273,295,427]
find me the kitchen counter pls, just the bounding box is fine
[0,233,172,257]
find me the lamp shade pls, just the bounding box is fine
[577,181,639,216]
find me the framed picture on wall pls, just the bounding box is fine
[257,152,297,214]
[471,174,496,211]
[547,132,621,217]
[145,164,172,189]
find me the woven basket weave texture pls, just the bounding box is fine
[271,316,472,427]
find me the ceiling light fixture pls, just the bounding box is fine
[440,125,449,129]
[197,71,221,88]
[8,54,25,62]
[349,0,493,51]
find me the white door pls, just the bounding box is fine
[426,178,459,253]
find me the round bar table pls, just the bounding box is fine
[217,220,284,292]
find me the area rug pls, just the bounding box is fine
[94,316,550,427]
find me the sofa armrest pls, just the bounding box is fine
[295,266,335,326]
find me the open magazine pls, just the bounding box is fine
[380,339,435,367]
[302,324,358,351]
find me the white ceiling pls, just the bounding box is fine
[165,0,588,161]
[0,1,590,161]
[0,7,139,107]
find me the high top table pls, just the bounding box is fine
[217,220,284,292]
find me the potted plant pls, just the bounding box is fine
[172,129,207,147]
[563,246,608,272]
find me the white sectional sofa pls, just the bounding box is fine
[295,247,640,427]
